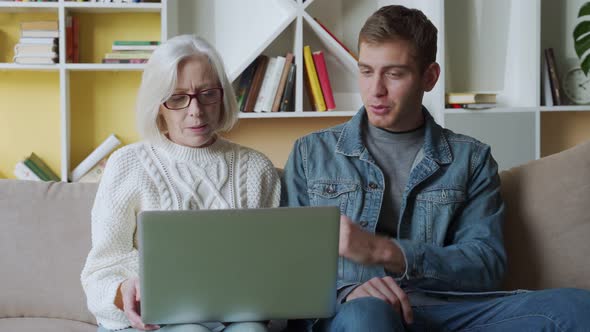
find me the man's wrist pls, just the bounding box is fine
[375,236,405,274]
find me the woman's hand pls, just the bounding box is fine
[120,277,160,331]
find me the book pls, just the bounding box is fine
[303,45,326,112]
[258,56,286,113]
[111,45,158,51]
[313,17,358,61]
[312,51,336,110]
[21,30,59,38]
[20,21,58,31]
[445,92,497,104]
[101,58,148,64]
[279,63,296,112]
[113,40,160,46]
[70,134,121,182]
[23,158,49,181]
[542,52,553,106]
[104,51,153,59]
[14,51,58,58]
[447,103,497,110]
[242,55,269,113]
[14,56,57,64]
[253,57,278,113]
[72,16,80,63]
[544,48,563,106]
[271,52,294,112]
[66,15,73,62]
[18,37,57,45]
[28,152,59,181]
[14,43,57,54]
[235,57,261,113]
[13,161,41,181]
[78,158,107,183]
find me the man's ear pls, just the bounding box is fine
[422,62,440,92]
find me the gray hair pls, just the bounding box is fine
[136,35,238,143]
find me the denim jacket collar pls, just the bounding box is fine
[335,106,453,165]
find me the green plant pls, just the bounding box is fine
[574,2,590,75]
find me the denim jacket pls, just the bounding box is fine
[281,107,507,302]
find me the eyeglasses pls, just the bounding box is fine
[163,87,224,110]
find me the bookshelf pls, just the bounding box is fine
[2,0,590,180]
[170,0,589,171]
[0,0,166,180]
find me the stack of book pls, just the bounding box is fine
[14,153,60,182]
[13,21,58,65]
[445,92,497,110]
[102,41,159,64]
[303,45,336,112]
[236,52,296,113]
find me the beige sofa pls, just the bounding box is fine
[1,140,590,332]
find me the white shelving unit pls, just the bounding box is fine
[170,0,590,171]
[0,0,167,180]
[3,0,589,178]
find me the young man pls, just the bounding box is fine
[282,5,590,332]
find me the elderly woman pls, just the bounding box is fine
[81,35,280,332]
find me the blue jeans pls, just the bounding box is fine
[312,288,590,332]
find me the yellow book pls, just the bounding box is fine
[303,45,326,112]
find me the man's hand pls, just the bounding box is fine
[119,277,160,331]
[338,215,379,264]
[339,215,405,273]
[346,276,413,324]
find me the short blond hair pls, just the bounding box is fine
[136,35,238,143]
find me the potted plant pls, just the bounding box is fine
[574,2,590,75]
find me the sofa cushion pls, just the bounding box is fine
[0,317,96,332]
[500,140,590,290]
[0,180,98,325]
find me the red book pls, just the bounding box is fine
[72,16,80,63]
[312,51,336,110]
[314,17,357,61]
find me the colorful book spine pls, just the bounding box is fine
[23,158,49,181]
[102,59,148,64]
[312,51,336,110]
[113,41,160,46]
[253,57,278,113]
[303,45,326,112]
[279,64,296,112]
[243,55,269,113]
[70,134,121,182]
[261,56,286,112]
[271,53,294,112]
[236,58,261,113]
[313,17,358,61]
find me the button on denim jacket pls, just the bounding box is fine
[281,107,507,302]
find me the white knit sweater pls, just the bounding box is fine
[80,137,281,330]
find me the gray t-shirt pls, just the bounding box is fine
[363,121,425,237]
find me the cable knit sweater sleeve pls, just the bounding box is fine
[81,147,142,330]
[245,149,281,209]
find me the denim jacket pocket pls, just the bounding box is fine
[308,181,359,214]
[413,189,466,245]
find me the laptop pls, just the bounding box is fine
[137,206,340,325]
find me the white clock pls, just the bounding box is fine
[563,67,590,104]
